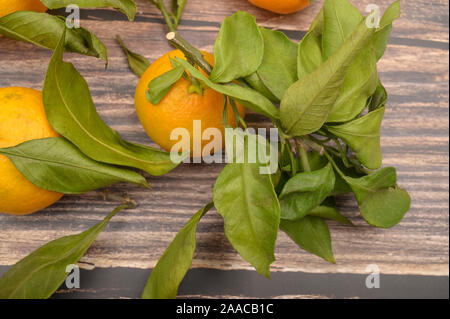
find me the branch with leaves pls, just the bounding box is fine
[139,0,411,298]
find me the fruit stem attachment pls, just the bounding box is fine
[166,32,213,75]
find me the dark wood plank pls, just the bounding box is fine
[0,0,448,294]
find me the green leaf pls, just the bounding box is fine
[146,62,185,105]
[210,11,264,83]
[279,163,335,220]
[307,198,353,226]
[0,12,107,61]
[280,216,335,263]
[323,0,378,122]
[117,36,150,77]
[343,166,397,203]
[326,107,385,170]
[342,167,409,228]
[141,203,213,299]
[373,0,401,61]
[0,137,149,194]
[255,28,298,102]
[43,30,184,176]
[280,18,375,136]
[321,0,375,122]
[175,58,279,120]
[245,72,279,102]
[297,9,324,79]
[326,44,378,122]
[0,202,133,299]
[369,80,388,111]
[360,187,410,228]
[41,0,137,21]
[322,0,363,60]
[213,135,280,278]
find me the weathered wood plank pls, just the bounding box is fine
[0,0,448,283]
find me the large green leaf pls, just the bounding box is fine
[297,9,324,79]
[326,107,385,170]
[0,202,132,299]
[279,163,335,220]
[117,36,150,77]
[322,0,378,123]
[43,30,184,176]
[280,216,335,263]
[255,27,298,101]
[210,12,264,83]
[0,137,149,194]
[280,19,375,137]
[141,203,213,299]
[0,12,107,61]
[213,136,280,278]
[360,187,410,228]
[175,58,279,120]
[41,0,137,21]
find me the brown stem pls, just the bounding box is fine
[166,32,213,75]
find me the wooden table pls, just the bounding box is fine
[0,0,448,299]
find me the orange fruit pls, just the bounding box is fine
[0,0,47,38]
[135,50,246,157]
[249,0,310,14]
[0,0,47,18]
[0,87,63,215]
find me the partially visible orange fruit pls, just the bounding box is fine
[0,0,47,18]
[0,87,63,215]
[249,0,310,14]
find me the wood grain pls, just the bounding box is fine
[0,0,448,294]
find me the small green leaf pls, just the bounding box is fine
[280,163,335,220]
[175,58,279,120]
[326,107,385,170]
[41,0,137,21]
[117,36,150,77]
[0,202,133,299]
[342,167,409,228]
[280,18,375,136]
[360,187,410,228]
[343,166,397,203]
[43,30,185,176]
[281,216,335,263]
[210,11,264,83]
[213,135,280,278]
[256,27,298,102]
[373,0,401,61]
[141,203,213,299]
[308,198,353,226]
[0,137,149,194]
[0,12,107,61]
[146,62,185,105]
[369,80,388,111]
